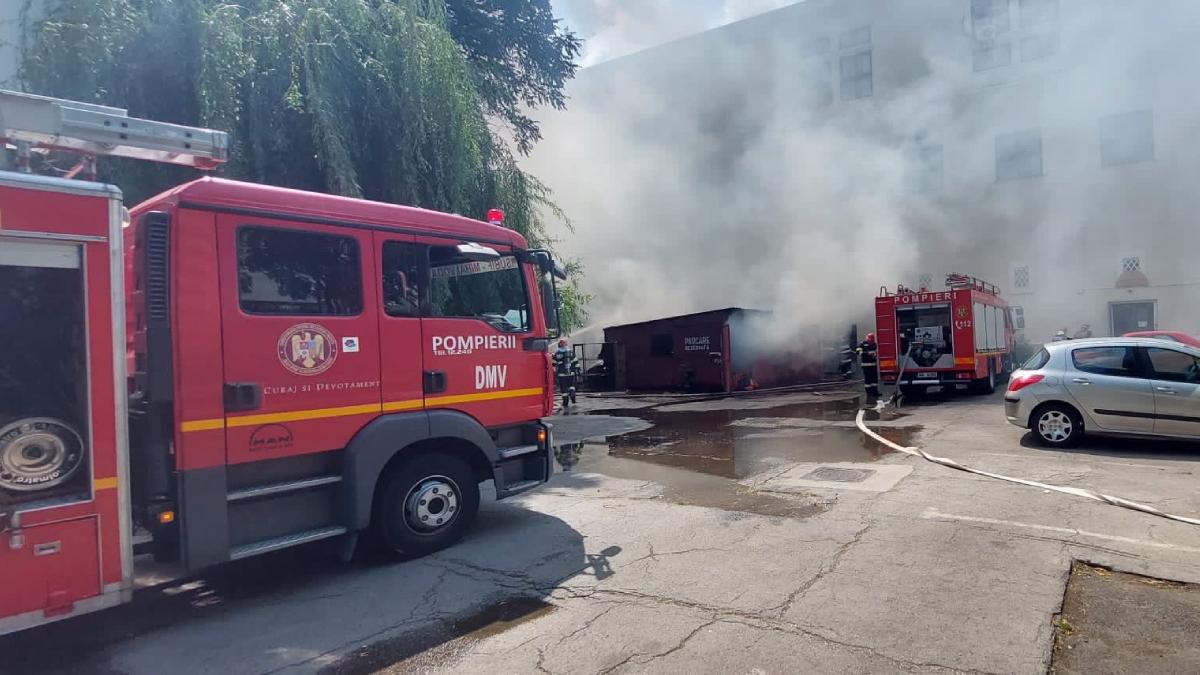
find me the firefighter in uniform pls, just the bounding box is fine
[857,333,880,399]
[553,339,579,411]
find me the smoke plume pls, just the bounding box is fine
[532,0,1200,346]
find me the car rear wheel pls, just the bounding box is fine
[373,452,480,556]
[1032,404,1083,447]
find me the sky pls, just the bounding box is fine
[552,0,800,66]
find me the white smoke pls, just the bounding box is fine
[534,0,1200,346]
[554,0,799,66]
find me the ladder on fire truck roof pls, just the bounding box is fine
[945,273,1000,296]
[0,89,228,175]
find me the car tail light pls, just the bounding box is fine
[1007,373,1044,393]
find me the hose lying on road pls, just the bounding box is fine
[855,410,1200,527]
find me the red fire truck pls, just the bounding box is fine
[0,90,563,635]
[875,274,1015,395]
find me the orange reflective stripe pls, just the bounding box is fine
[94,477,118,491]
[425,387,544,407]
[225,403,382,428]
[181,389,544,433]
[180,418,225,432]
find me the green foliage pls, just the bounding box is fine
[19,0,588,329]
[444,0,581,155]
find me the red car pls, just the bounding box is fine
[1123,330,1200,348]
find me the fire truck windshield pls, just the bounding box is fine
[429,252,530,332]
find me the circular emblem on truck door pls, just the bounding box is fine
[0,418,85,492]
[277,323,338,376]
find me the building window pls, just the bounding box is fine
[918,273,934,290]
[908,144,943,193]
[650,333,674,357]
[995,129,1043,181]
[972,0,1011,39]
[837,25,872,101]
[1100,110,1155,166]
[1020,34,1058,62]
[237,226,363,315]
[974,42,1012,71]
[1121,256,1142,274]
[840,51,873,100]
[1019,0,1059,28]
[1012,264,1031,291]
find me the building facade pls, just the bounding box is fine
[530,0,1200,345]
[0,1,38,86]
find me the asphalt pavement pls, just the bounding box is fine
[7,389,1200,674]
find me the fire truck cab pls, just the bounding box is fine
[875,274,1015,395]
[0,90,561,635]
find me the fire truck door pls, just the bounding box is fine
[216,217,382,464]
[375,234,426,415]
[420,237,545,426]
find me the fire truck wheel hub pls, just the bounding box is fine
[405,476,460,532]
[0,418,84,492]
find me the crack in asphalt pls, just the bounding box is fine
[771,503,877,618]
[596,618,719,674]
[546,586,995,674]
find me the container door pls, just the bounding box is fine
[216,217,381,464]
[375,234,426,415]
[420,238,545,427]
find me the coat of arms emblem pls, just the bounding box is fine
[277,323,338,375]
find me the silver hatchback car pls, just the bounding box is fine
[1005,337,1200,446]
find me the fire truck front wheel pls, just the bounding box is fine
[373,452,480,556]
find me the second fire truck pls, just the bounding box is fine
[875,274,1015,395]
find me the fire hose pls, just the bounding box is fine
[855,408,1200,528]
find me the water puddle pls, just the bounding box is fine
[322,597,554,674]
[552,396,920,518]
[580,400,918,480]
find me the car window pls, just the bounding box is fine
[1072,346,1140,377]
[1022,348,1050,370]
[1147,348,1200,383]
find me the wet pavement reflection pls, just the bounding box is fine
[552,396,920,518]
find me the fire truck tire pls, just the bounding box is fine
[971,368,996,395]
[373,452,480,556]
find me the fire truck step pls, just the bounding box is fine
[503,480,542,494]
[229,526,348,561]
[497,444,540,460]
[226,475,343,503]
